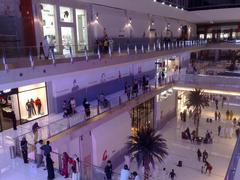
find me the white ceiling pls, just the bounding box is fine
[80,0,240,24]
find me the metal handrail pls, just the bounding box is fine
[225,135,240,180]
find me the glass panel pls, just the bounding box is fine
[75,9,88,51]
[131,98,154,134]
[41,4,58,50]
[18,86,48,122]
[60,6,73,23]
[61,27,74,56]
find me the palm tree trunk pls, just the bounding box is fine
[144,161,150,180]
[196,107,201,137]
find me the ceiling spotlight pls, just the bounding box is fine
[169,4,172,7]
[181,8,184,11]
[176,6,178,9]
[153,0,157,2]
[162,1,165,5]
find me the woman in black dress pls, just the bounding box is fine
[46,154,55,179]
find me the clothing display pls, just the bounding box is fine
[25,98,43,119]
[35,98,42,115]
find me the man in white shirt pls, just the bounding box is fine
[36,140,44,168]
[120,164,130,180]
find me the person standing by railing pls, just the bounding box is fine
[46,154,55,179]
[41,141,52,170]
[36,140,44,168]
[20,137,28,164]
[32,122,40,144]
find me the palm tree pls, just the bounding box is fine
[185,88,209,136]
[127,128,168,180]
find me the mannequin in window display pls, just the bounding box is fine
[26,100,32,118]
[35,97,42,115]
[30,98,36,116]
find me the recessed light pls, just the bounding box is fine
[162,2,165,5]
[169,4,172,7]
[176,6,178,9]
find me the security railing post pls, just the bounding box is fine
[69,46,73,63]
[119,96,122,105]
[118,45,121,55]
[108,46,112,58]
[29,48,34,68]
[97,46,101,60]
[127,45,130,55]
[134,45,137,54]
[84,46,88,61]
[141,44,144,53]
[2,50,8,71]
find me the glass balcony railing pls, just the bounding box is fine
[0,39,207,71]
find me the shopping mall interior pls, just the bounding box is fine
[0,0,240,180]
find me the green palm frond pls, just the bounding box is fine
[185,88,209,111]
[127,128,168,168]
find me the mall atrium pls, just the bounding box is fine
[0,0,240,180]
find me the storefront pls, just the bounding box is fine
[155,56,180,81]
[130,98,154,135]
[35,1,89,55]
[0,82,48,131]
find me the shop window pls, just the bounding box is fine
[76,9,88,51]
[223,33,230,39]
[206,33,212,39]
[232,32,236,39]
[199,34,204,39]
[220,33,224,39]
[130,98,154,134]
[60,6,73,23]
[41,4,58,51]
[0,89,20,131]
[18,83,48,122]
[61,27,74,56]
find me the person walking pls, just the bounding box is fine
[21,137,28,163]
[62,152,69,178]
[104,160,113,180]
[161,168,168,180]
[226,110,230,120]
[218,112,221,121]
[202,150,208,162]
[169,169,176,180]
[32,122,40,144]
[218,125,221,136]
[205,161,213,175]
[120,165,130,180]
[197,149,202,161]
[132,171,140,180]
[36,140,44,168]
[214,111,218,121]
[46,154,55,179]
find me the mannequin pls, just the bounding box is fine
[30,98,36,115]
[35,97,42,115]
[26,100,32,118]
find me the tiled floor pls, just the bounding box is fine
[116,101,238,180]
